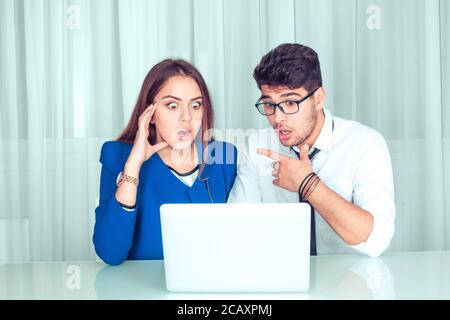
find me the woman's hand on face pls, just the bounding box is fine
[129,103,168,166]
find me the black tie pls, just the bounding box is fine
[292,147,320,256]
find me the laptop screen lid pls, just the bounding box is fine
[160,203,311,292]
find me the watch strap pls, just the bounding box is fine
[117,171,139,187]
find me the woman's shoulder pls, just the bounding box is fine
[99,140,133,172]
[208,139,236,150]
[207,140,237,165]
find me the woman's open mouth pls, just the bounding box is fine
[177,129,192,140]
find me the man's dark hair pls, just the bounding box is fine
[253,43,322,92]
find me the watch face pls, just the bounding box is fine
[116,172,123,186]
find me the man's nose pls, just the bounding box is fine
[273,107,286,124]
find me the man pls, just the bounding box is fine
[228,43,395,257]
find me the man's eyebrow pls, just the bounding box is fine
[258,95,272,101]
[161,95,203,101]
[280,92,303,98]
[258,92,303,101]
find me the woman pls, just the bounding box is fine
[93,59,237,265]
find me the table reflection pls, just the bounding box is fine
[94,261,167,299]
[327,257,395,299]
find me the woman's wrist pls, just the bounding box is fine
[124,158,142,177]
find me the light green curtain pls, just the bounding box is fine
[0,0,449,262]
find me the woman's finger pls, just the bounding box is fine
[152,141,169,152]
[139,104,156,126]
[147,102,158,118]
[140,104,154,118]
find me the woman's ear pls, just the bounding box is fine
[150,104,156,125]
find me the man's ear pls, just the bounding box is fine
[314,87,326,111]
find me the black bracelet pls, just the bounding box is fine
[300,174,317,201]
[298,172,316,200]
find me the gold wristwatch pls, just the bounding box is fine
[116,171,139,187]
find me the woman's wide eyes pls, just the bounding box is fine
[165,102,202,110]
[191,102,202,110]
[166,102,178,109]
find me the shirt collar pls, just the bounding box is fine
[292,108,333,155]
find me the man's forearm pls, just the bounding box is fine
[307,181,374,245]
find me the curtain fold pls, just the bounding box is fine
[0,0,448,262]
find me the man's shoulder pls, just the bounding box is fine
[333,116,386,144]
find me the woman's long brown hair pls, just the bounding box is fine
[116,59,214,177]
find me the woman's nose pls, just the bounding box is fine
[180,105,192,122]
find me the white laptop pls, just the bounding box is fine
[160,203,311,292]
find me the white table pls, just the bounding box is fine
[1,251,449,299]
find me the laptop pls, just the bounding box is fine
[160,203,311,292]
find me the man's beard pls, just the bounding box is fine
[282,108,317,147]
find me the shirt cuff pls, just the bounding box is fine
[117,200,136,212]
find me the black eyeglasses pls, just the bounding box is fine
[255,88,319,116]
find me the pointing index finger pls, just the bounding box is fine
[257,148,281,161]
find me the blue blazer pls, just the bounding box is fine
[93,140,237,265]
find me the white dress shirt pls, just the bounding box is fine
[228,108,395,257]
